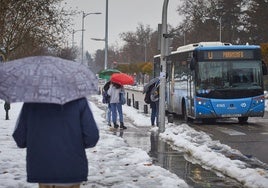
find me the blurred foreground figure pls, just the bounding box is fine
[13,98,99,188]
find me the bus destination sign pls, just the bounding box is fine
[203,50,254,60]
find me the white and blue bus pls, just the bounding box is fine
[154,42,267,123]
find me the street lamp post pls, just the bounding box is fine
[104,0,108,70]
[159,0,169,133]
[144,42,147,62]
[205,17,222,42]
[137,41,147,62]
[219,17,222,42]
[90,0,108,70]
[81,11,101,64]
[72,29,83,48]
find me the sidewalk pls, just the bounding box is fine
[2,95,267,187]
[82,97,189,187]
[0,98,189,188]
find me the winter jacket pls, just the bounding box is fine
[107,85,122,104]
[12,98,99,183]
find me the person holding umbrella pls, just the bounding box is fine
[143,77,160,126]
[150,82,160,126]
[102,81,112,127]
[0,56,100,188]
[107,82,127,129]
[13,98,99,188]
[108,72,134,130]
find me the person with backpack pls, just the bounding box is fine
[144,80,159,126]
[102,81,112,127]
[107,82,127,129]
[149,83,159,126]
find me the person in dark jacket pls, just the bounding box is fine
[12,98,99,188]
[4,101,10,120]
[149,83,159,126]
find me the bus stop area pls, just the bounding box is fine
[94,83,268,187]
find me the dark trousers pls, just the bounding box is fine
[150,101,159,126]
[39,183,80,188]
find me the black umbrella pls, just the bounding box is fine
[143,77,160,94]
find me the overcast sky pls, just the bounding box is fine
[64,0,182,54]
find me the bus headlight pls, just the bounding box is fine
[251,95,265,106]
[196,97,211,108]
[197,89,212,94]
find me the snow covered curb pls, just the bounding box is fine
[159,123,268,188]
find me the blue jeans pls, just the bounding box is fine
[150,101,159,126]
[110,103,123,124]
[106,104,111,124]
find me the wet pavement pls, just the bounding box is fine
[95,87,268,187]
[92,94,244,187]
[120,127,244,188]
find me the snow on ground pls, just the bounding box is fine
[0,92,268,188]
[160,124,268,188]
[0,100,188,188]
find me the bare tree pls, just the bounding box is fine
[0,0,74,60]
[176,0,248,44]
[245,0,268,44]
[119,23,154,63]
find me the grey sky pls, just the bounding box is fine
[64,0,182,54]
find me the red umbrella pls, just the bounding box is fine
[110,73,134,85]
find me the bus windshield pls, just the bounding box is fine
[197,60,262,91]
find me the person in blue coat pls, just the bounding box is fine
[13,97,99,188]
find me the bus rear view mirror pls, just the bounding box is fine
[190,58,196,70]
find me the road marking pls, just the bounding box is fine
[216,127,246,136]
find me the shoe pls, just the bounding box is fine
[120,122,127,129]
[113,122,119,129]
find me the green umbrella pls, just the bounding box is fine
[99,69,121,80]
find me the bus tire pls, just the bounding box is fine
[238,117,248,124]
[168,114,174,123]
[202,118,216,124]
[182,100,188,123]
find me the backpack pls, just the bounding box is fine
[144,90,152,104]
[119,90,126,105]
[150,84,159,102]
[102,89,110,104]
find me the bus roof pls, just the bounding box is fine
[154,42,260,58]
[176,41,231,53]
[195,45,260,51]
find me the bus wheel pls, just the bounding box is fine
[238,117,248,124]
[168,114,174,123]
[182,101,188,123]
[202,118,216,124]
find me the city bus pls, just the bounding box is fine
[153,42,267,123]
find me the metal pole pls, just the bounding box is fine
[72,30,74,48]
[104,0,108,70]
[72,29,83,49]
[159,0,169,133]
[144,42,147,62]
[219,17,222,42]
[81,12,85,63]
[81,12,101,64]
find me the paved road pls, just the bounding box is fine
[191,114,268,165]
